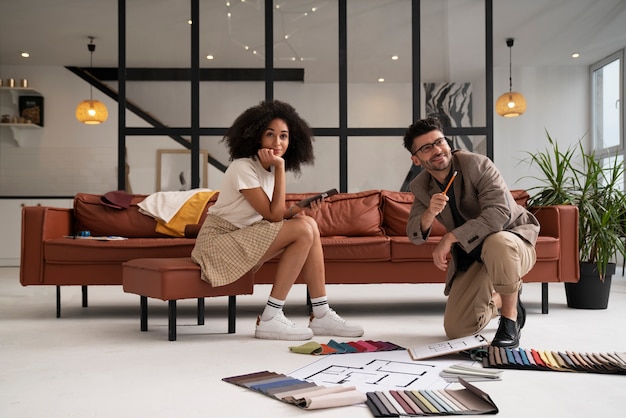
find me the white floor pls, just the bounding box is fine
[1,266,625,418]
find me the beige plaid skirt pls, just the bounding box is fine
[191,214,284,287]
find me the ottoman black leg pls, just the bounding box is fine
[168,300,177,341]
[140,296,148,331]
[56,286,61,318]
[228,296,236,333]
[197,298,205,325]
[82,286,88,308]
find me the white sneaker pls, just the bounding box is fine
[309,309,364,337]
[255,311,313,341]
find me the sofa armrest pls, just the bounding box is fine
[532,205,580,282]
[20,206,74,285]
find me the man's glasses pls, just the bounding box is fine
[412,137,448,156]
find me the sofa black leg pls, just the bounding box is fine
[168,300,177,341]
[197,298,205,325]
[82,286,88,308]
[56,286,61,318]
[541,283,549,314]
[140,296,148,331]
[306,289,312,315]
[227,296,236,333]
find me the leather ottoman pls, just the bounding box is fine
[122,257,254,341]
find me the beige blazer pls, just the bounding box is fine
[406,150,540,294]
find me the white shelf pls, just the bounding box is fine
[0,87,42,105]
[0,123,41,129]
[0,86,42,93]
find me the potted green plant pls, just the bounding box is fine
[522,132,626,309]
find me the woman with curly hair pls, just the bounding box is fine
[192,100,363,340]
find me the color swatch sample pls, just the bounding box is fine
[289,339,405,355]
[222,370,366,410]
[365,377,499,416]
[482,347,626,374]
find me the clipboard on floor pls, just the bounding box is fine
[408,334,489,361]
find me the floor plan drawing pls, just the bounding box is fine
[289,350,473,393]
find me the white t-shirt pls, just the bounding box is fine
[209,157,275,228]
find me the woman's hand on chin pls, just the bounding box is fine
[257,148,284,169]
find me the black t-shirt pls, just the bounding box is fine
[435,170,483,272]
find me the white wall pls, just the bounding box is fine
[0,63,589,196]
[494,65,589,192]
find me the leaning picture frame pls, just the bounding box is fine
[19,95,44,126]
[156,149,208,191]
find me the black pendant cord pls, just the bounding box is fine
[88,37,96,101]
[508,45,512,93]
[506,38,514,93]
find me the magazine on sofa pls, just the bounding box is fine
[64,235,128,241]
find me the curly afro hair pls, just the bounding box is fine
[223,100,315,174]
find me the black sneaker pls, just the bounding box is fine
[491,317,520,348]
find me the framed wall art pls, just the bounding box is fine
[156,149,208,191]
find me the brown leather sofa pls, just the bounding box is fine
[20,190,579,316]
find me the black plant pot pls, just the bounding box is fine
[565,263,615,309]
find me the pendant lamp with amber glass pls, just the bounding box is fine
[496,38,526,118]
[76,37,108,124]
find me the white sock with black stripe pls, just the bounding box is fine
[261,296,285,321]
[310,295,330,318]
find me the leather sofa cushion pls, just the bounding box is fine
[390,236,444,261]
[381,189,530,237]
[320,236,390,261]
[286,190,384,237]
[390,235,559,262]
[511,189,530,207]
[44,237,197,262]
[381,191,447,237]
[74,193,217,238]
[74,193,164,238]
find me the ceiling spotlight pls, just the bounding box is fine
[21,52,30,58]
[206,55,214,60]
[378,78,385,83]
[571,52,580,58]
[391,55,399,60]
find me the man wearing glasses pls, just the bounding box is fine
[402,117,539,348]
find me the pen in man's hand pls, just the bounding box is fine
[442,171,458,195]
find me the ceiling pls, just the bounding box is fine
[1,0,626,84]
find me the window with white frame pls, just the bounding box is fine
[591,50,624,193]
[591,50,623,154]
